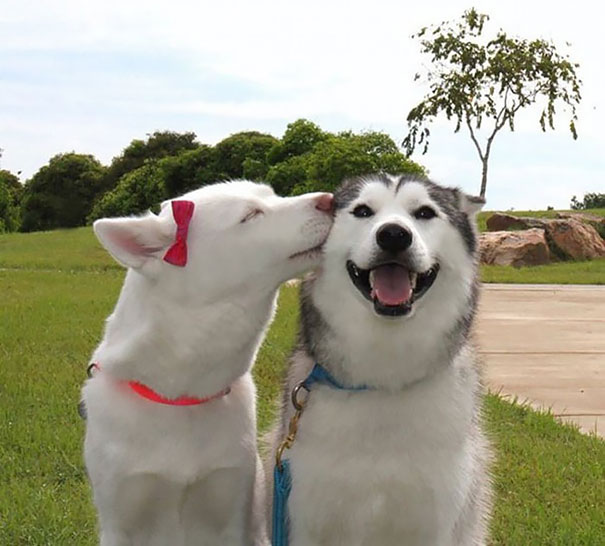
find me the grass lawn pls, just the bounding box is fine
[0,228,119,271]
[481,259,605,285]
[1,228,603,544]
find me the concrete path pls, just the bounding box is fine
[476,284,605,438]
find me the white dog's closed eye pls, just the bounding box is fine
[240,208,265,223]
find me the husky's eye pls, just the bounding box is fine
[352,204,374,218]
[414,206,437,220]
[241,209,264,223]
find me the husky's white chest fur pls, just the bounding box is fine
[285,349,482,546]
[269,174,491,546]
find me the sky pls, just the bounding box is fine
[1,0,603,210]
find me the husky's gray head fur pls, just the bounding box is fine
[299,173,485,389]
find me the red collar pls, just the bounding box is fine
[87,363,230,406]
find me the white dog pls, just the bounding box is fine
[82,181,333,546]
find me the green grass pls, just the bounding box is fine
[0,227,119,271]
[485,394,605,545]
[1,226,604,544]
[481,258,605,285]
[1,266,603,545]
[0,269,123,545]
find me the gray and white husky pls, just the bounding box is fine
[268,173,492,545]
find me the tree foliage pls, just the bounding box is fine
[20,154,107,232]
[88,162,167,221]
[20,121,426,225]
[403,8,582,197]
[0,170,22,232]
[90,131,279,219]
[267,119,328,165]
[266,127,426,195]
[213,131,278,179]
[160,131,278,196]
[570,193,605,210]
[104,131,198,190]
[161,145,217,197]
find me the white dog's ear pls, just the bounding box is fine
[93,213,174,269]
[459,193,485,216]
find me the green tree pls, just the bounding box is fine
[0,184,11,232]
[91,131,278,219]
[242,158,269,181]
[570,193,605,210]
[265,155,309,195]
[20,153,107,232]
[88,162,167,221]
[403,8,582,198]
[0,170,23,232]
[105,131,198,190]
[298,131,425,194]
[0,169,22,196]
[213,131,278,179]
[266,128,425,195]
[161,146,218,197]
[267,119,328,165]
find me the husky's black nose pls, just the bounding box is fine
[376,223,412,252]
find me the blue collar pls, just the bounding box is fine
[302,363,369,392]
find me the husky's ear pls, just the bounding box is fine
[93,213,174,269]
[458,193,485,216]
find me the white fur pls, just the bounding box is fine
[270,178,490,545]
[83,181,333,546]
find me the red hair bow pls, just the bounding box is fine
[163,200,195,267]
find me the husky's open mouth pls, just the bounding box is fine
[346,260,440,317]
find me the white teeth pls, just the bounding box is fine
[369,270,376,288]
[410,272,418,289]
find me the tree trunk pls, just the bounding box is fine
[480,158,488,198]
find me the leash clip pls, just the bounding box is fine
[275,381,309,471]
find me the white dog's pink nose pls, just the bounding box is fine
[314,193,334,213]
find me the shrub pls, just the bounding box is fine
[266,156,309,196]
[88,162,167,221]
[0,170,22,232]
[161,146,219,197]
[570,193,605,210]
[20,154,106,232]
[104,131,199,191]
[283,130,426,195]
[267,119,328,165]
[213,131,278,179]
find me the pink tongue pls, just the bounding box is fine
[371,264,412,306]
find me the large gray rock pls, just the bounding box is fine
[480,229,551,267]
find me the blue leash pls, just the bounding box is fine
[272,460,292,546]
[272,364,368,546]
